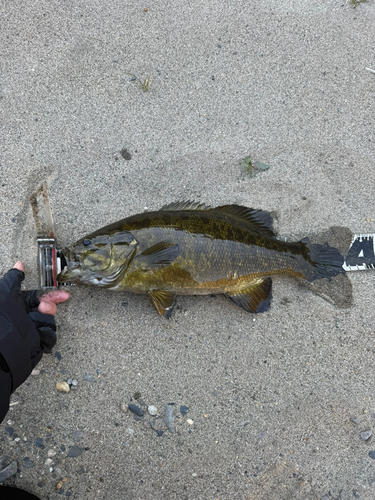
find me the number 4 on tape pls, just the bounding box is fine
[343,234,375,271]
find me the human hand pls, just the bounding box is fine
[0,262,70,392]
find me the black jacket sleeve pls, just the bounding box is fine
[0,290,43,424]
[0,355,12,423]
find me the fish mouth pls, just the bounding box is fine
[56,248,132,288]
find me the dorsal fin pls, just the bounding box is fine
[160,201,275,238]
[160,201,211,211]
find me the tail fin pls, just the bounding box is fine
[300,237,345,282]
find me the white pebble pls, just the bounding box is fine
[14,437,20,442]
[192,473,197,477]
[148,405,157,416]
[45,458,54,466]
[47,449,56,457]
[126,428,134,435]
[7,420,14,425]
[187,419,194,425]
[31,369,40,376]
[56,381,70,393]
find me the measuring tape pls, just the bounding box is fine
[343,234,375,271]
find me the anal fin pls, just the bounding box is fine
[225,277,272,313]
[149,290,176,319]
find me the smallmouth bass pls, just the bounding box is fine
[57,201,345,318]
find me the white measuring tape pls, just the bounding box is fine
[343,234,375,271]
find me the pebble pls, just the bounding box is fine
[82,374,96,382]
[351,416,361,425]
[187,419,194,425]
[7,420,14,426]
[14,437,20,442]
[31,369,40,376]
[47,449,56,458]
[125,428,134,435]
[180,406,189,415]
[148,406,157,416]
[45,458,53,467]
[128,404,144,416]
[192,473,197,477]
[56,382,70,393]
[164,405,174,433]
[0,461,17,482]
[67,445,83,458]
[360,430,372,441]
[23,459,34,468]
[35,438,43,448]
[369,451,375,459]
[67,378,72,385]
[72,380,78,386]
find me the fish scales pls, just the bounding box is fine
[58,203,345,317]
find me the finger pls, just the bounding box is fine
[0,268,25,295]
[38,300,57,316]
[39,290,70,304]
[13,262,25,272]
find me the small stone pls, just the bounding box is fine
[125,428,134,435]
[187,419,194,425]
[156,430,164,437]
[0,460,17,482]
[128,404,144,416]
[351,416,361,425]
[24,460,34,468]
[67,378,72,385]
[56,382,70,393]
[47,449,56,458]
[31,369,40,376]
[67,445,83,458]
[180,405,189,415]
[192,473,197,477]
[82,374,96,382]
[72,380,78,386]
[164,405,174,433]
[148,406,157,416]
[35,438,43,448]
[55,467,62,475]
[7,420,14,426]
[56,481,63,490]
[45,458,53,466]
[14,437,20,442]
[120,402,128,413]
[369,451,375,459]
[360,430,372,441]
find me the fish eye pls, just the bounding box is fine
[83,239,91,246]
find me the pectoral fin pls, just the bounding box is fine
[136,242,179,271]
[225,277,272,313]
[148,290,176,319]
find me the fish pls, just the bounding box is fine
[57,201,345,318]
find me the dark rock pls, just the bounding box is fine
[67,445,83,458]
[60,445,66,452]
[180,406,189,415]
[23,460,34,468]
[34,438,43,448]
[0,461,17,482]
[128,404,144,416]
[369,451,375,459]
[82,374,96,382]
[55,352,62,361]
[5,427,14,436]
[156,430,164,437]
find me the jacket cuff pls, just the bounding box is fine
[0,367,12,423]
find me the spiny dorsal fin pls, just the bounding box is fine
[160,201,212,211]
[225,277,272,313]
[160,201,275,238]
